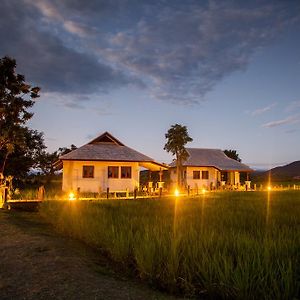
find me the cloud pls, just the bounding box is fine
[27,0,62,21]
[262,115,300,128]
[27,0,96,37]
[41,93,91,110]
[98,1,300,103]
[251,103,277,116]
[1,0,299,105]
[286,101,300,112]
[0,0,132,96]
[285,128,299,134]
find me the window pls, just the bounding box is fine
[202,171,209,180]
[193,171,200,179]
[121,166,131,178]
[83,166,94,178]
[108,166,119,178]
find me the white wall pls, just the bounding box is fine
[186,167,220,189]
[62,160,140,193]
[169,167,220,189]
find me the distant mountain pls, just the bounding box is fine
[252,161,300,182]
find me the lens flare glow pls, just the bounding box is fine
[174,189,180,197]
[68,192,76,201]
[202,189,206,194]
[267,186,272,191]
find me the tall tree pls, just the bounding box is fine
[164,124,193,189]
[0,56,42,175]
[224,149,241,162]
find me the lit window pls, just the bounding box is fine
[121,166,131,178]
[202,171,209,180]
[108,166,119,178]
[193,171,200,179]
[83,166,94,178]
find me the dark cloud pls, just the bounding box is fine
[0,0,131,95]
[1,0,299,104]
[100,1,300,103]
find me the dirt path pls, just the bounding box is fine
[0,210,176,300]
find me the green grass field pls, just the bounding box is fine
[40,191,300,299]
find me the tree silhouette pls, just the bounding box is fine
[164,124,193,189]
[224,149,241,162]
[0,56,43,175]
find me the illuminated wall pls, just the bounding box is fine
[62,160,140,193]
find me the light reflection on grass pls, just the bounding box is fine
[40,191,300,299]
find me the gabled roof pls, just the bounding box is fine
[60,132,167,171]
[88,131,125,146]
[169,148,252,172]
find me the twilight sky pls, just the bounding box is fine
[1,0,300,169]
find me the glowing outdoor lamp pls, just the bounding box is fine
[267,186,272,191]
[202,188,206,194]
[174,188,180,197]
[68,191,76,201]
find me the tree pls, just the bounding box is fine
[1,128,45,178]
[36,144,77,176]
[57,144,77,156]
[224,149,241,162]
[0,56,43,175]
[164,124,193,189]
[36,151,59,177]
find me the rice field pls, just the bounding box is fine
[40,191,300,299]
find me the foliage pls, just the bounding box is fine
[41,191,300,299]
[36,144,77,176]
[2,128,45,178]
[57,144,77,156]
[0,56,43,174]
[224,149,241,162]
[164,124,193,188]
[36,151,60,176]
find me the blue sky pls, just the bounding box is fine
[1,0,300,169]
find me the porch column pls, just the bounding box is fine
[228,172,235,185]
[159,168,163,182]
[234,172,240,185]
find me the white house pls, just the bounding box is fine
[60,132,167,193]
[169,148,252,190]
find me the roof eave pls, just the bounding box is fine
[61,158,162,164]
[169,164,253,172]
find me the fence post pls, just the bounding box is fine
[37,185,45,201]
[4,187,7,203]
[106,187,109,199]
[76,187,80,200]
[134,188,137,199]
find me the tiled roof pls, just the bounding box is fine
[169,148,252,171]
[60,132,159,163]
[60,143,155,162]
